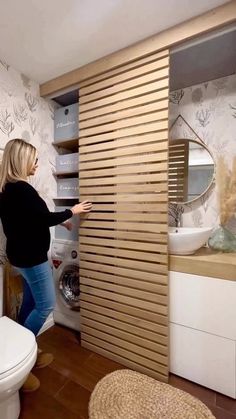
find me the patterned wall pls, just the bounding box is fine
[169,73,236,231]
[0,58,57,262]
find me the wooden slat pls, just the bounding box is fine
[79,162,168,178]
[80,67,169,104]
[79,79,168,113]
[81,332,168,373]
[83,203,167,212]
[80,152,168,171]
[79,109,168,137]
[80,254,167,275]
[80,183,167,195]
[80,277,167,305]
[85,212,168,223]
[80,120,168,143]
[79,49,169,381]
[79,89,169,121]
[79,193,168,202]
[79,141,168,162]
[79,99,169,129]
[80,268,167,293]
[80,57,169,96]
[80,306,168,344]
[81,294,168,326]
[79,236,167,253]
[83,341,168,383]
[79,50,169,89]
[81,318,167,356]
[80,285,167,316]
[79,260,167,285]
[169,139,189,201]
[79,244,167,264]
[80,221,167,234]
[81,326,167,365]
[80,173,167,186]
[80,302,168,338]
[79,131,168,154]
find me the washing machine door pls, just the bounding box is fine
[58,263,80,309]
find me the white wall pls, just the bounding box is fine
[169,73,236,231]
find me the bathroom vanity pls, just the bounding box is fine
[169,248,236,398]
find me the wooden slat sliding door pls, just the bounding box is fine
[78,49,170,382]
[169,140,189,202]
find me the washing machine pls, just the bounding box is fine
[51,239,80,331]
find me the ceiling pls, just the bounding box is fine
[0,0,229,84]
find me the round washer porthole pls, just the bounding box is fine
[58,264,80,309]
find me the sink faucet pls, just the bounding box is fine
[168,204,184,228]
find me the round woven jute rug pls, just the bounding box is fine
[89,370,215,419]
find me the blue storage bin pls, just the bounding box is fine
[57,178,78,198]
[54,103,78,141]
[56,153,79,174]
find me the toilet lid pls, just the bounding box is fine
[0,317,36,376]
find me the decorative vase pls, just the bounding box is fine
[208,225,236,252]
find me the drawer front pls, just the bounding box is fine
[170,322,236,398]
[169,271,236,339]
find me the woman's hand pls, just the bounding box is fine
[71,200,92,215]
[61,221,73,231]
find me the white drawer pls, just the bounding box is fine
[169,271,236,340]
[170,322,236,398]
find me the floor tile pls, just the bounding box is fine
[32,366,68,397]
[169,374,216,408]
[20,389,81,419]
[216,393,236,414]
[209,405,236,419]
[55,380,91,418]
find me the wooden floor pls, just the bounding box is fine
[19,324,236,419]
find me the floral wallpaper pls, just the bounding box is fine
[169,73,236,231]
[0,58,58,262]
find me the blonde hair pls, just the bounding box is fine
[0,139,37,191]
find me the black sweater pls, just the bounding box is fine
[0,181,72,267]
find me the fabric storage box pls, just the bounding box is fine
[56,153,79,174]
[57,178,78,197]
[54,103,78,141]
[55,206,79,241]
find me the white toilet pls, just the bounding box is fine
[0,317,37,419]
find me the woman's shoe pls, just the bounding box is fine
[34,350,54,369]
[21,373,40,393]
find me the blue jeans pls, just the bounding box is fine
[15,261,56,336]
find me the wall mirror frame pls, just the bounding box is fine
[169,116,215,205]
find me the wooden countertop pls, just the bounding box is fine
[169,247,236,281]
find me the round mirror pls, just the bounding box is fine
[169,139,215,205]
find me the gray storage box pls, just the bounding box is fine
[55,206,79,241]
[54,103,78,141]
[56,153,79,174]
[57,178,78,197]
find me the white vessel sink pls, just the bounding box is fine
[168,227,213,255]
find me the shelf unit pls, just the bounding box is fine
[53,171,78,177]
[53,104,79,241]
[53,196,79,200]
[52,138,78,150]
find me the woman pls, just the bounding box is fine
[0,138,92,391]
